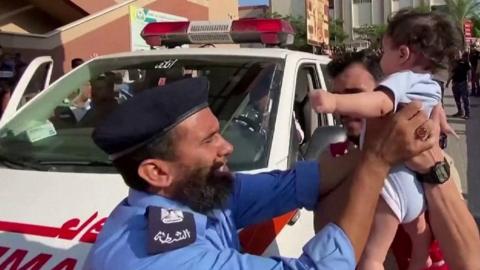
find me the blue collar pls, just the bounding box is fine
[127,189,208,234]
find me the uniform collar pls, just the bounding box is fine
[127,188,208,233]
[128,188,190,210]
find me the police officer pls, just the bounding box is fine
[84,77,435,269]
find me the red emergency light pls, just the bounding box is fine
[141,19,295,48]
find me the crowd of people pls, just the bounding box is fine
[0,46,27,118]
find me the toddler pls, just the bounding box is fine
[311,9,463,270]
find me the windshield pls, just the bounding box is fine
[0,55,284,173]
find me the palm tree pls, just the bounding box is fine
[444,0,480,29]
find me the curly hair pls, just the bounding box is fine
[385,8,464,72]
[327,49,384,82]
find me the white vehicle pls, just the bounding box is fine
[0,19,342,269]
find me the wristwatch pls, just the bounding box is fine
[416,158,450,184]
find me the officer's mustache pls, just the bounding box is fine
[173,161,234,214]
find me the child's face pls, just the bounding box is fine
[380,36,401,75]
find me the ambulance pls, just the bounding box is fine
[0,19,344,269]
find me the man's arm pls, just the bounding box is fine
[232,162,322,229]
[333,151,389,260]
[426,180,480,269]
[446,77,452,88]
[232,143,362,229]
[415,147,480,269]
[407,105,480,269]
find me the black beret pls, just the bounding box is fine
[92,77,209,159]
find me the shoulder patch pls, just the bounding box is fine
[147,206,196,254]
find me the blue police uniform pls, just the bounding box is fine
[86,78,355,269]
[84,161,355,269]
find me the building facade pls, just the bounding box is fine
[239,5,269,18]
[270,0,306,18]
[269,0,330,45]
[0,0,237,79]
[331,0,447,43]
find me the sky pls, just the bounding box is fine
[239,0,269,6]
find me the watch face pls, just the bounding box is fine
[434,162,450,183]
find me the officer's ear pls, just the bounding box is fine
[138,159,174,190]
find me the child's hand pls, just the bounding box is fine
[433,104,459,139]
[440,121,459,139]
[309,90,337,113]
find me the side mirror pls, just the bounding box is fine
[303,126,347,160]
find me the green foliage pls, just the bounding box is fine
[329,19,349,45]
[266,12,311,51]
[415,2,431,13]
[444,0,480,28]
[353,24,386,48]
[471,16,480,37]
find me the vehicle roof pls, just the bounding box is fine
[96,48,331,61]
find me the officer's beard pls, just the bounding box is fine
[172,162,234,214]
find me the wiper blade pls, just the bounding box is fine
[38,160,112,166]
[0,157,50,171]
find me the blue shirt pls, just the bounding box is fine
[379,70,441,116]
[83,161,355,269]
[377,71,439,223]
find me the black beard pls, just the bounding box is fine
[172,165,234,214]
[347,135,360,146]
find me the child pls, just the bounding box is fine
[310,9,463,270]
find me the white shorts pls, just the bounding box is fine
[381,165,426,223]
[360,121,426,224]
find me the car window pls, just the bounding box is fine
[294,64,325,143]
[16,62,51,109]
[0,55,284,173]
[320,64,332,91]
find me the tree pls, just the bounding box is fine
[265,12,311,51]
[329,19,349,45]
[353,24,386,48]
[287,15,311,51]
[444,0,480,29]
[415,2,431,13]
[472,16,480,37]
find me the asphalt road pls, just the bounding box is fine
[442,86,480,219]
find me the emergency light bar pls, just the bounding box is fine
[141,19,295,48]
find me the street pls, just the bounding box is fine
[443,86,480,219]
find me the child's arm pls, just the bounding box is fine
[435,105,459,138]
[310,89,395,118]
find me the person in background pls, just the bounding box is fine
[447,51,471,119]
[13,53,26,85]
[71,58,84,70]
[469,43,480,96]
[0,80,13,119]
[0,46,15,118]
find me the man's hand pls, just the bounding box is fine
[310,90,337,114]
[405,104,447,173]
[363,101,437,168]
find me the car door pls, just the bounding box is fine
[0,56,53,124]
[288,62,331,165]
[317,61,337,126]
